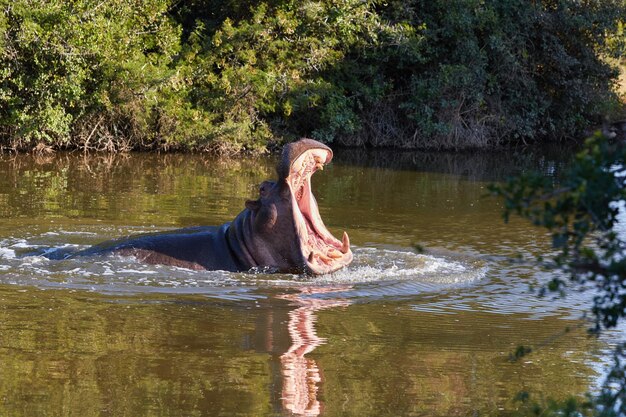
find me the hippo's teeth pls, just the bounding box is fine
[341,231,350,254]
[328,248,342,259]
[316,251,332,262]
[309,250,333,264]
[318,253,333,264]
[314,156,324,171]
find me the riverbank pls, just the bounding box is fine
[1,119,624,156]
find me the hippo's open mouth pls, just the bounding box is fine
[286,148,353,274]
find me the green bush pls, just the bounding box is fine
[0,0,212,151]
[0,0,623,152]
[177,0,400,150]
[343,0,624,148]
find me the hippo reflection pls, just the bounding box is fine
[78,139,353,275]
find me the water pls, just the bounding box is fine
[0,149,615,416]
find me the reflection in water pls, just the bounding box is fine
[334,145,573,181]
[279,287,351,416]
[0,151,616,416]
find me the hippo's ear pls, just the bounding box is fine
[245,199,262,211]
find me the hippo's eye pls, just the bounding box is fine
[259,182,271,197]
[259,181,276,198]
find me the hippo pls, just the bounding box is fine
[78,139,353,275]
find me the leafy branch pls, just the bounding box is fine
[491,133,626,415]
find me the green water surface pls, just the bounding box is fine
[0,149,611,416]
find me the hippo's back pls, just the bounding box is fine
[75,224,244,272]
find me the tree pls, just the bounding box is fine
[0,0,190,150]
[1,0,623,152]
[491,132,626,416]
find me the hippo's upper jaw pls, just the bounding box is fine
[284,143,353,274]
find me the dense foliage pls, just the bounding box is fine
[492,134,626,416]
[0,0,623,152]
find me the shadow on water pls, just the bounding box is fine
[334,143,575,180]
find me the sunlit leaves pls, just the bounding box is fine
[0,0,185,147]
[0,0,623,151]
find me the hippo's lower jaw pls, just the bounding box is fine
[286,147,353,275]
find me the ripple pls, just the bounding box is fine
[0,235,487,302]
[0,246,16,259]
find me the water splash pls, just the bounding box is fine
[0,235,486,301]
